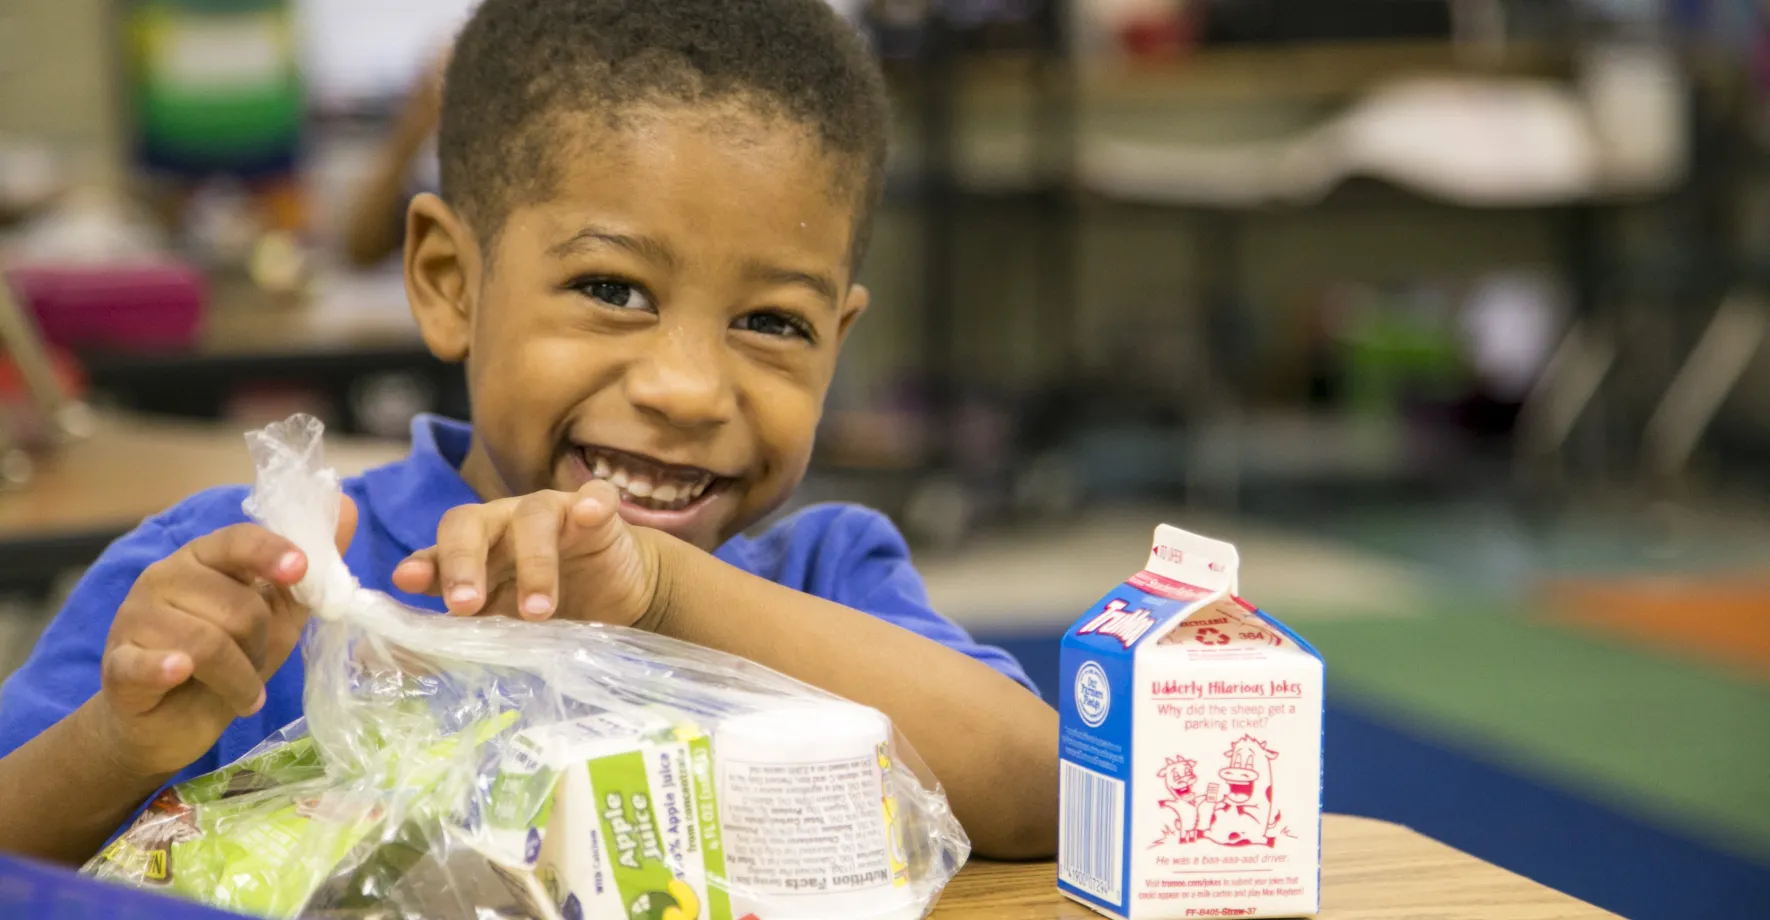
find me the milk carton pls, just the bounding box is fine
[1058,525,1324,919]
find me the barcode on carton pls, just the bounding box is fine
[1059,759,1124,904]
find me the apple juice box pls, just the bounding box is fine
[1058,524,1324,919]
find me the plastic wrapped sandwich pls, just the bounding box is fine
[87,416,969,920]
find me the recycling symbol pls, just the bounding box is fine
[1195,627,1230,646]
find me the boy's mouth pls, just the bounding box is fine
[576,445,727,512]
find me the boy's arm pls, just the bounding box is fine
[648,534,1059,859]
[0,521,180,864]
[0,700,175,863]
[0,501,354,865]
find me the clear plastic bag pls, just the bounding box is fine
[87,415,970,919]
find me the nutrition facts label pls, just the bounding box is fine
[719,755,894,895]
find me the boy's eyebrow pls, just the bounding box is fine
[547,226,679,270]
[548,226,838,308]
[743,261,840,309]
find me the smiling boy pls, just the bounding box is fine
[0,0,1058,866]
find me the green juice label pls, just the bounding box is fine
[482,714,737,920]
[591,750,665,878]
[586,748,697,919]
[688,736,731,920]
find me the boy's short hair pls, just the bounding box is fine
[438,0,890,268]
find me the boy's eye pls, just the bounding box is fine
[570,278,654,312]
[733,310,815,342]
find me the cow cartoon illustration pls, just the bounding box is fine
[1154,755,1208,843]
[1200,735,1280,847]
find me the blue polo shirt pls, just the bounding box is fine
[0,416,1032,792]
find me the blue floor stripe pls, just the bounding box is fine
[982,631,1770,920]
[0,853,241,919]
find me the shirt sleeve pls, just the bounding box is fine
[0,517,210,772]
[826,508,1041,696]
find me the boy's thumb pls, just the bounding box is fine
[335,494,360,556]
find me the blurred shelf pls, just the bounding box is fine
[884,40,1592,207]
[888,40,1570,108]
[0,409,407,587]
[1073,41,1569,104]
[878,29,1740,517]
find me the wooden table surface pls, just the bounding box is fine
[0,410,407,542]
[931,815,1616,919]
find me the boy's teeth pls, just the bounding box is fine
[582,448,717,509]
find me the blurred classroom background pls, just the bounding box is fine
[1,1,1767,917]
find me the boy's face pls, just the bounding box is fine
[406,106,869,550]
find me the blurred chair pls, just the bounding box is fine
[0,273,91,489]
[1512,317,1615,480]
[1642,291,1768,485]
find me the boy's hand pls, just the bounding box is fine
[94,498,358,778]
[391,481,660,628]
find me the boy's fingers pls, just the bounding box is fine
[435,506,499,615]
[571,478,619,511]
[256,582,316,679]
[510,494,565,620]
[335,494,360,556]
[567,480,627,555]
[180,617,267,718]
[188,524,305,587]
[102,645,191,716]
[392,552,438,594]
[133,610,264,717]
[169,567,274,672]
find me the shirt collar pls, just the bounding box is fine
[359,414,484,554]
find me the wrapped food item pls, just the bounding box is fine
[86,415,969,919]
[88,725,358,918]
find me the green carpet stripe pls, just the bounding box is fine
[1298,616,1770,862]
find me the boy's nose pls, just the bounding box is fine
[624,331,736,430]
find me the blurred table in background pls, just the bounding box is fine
[0,409,405,591]
[933,815,1617,918]
[76,274,466,439]
[198,276,422,356]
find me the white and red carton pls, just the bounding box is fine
[1058,524,1324,919]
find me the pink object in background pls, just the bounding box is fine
[4,264,207,352]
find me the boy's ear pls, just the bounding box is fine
[403,193,482,363]
[835,283,870,346]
